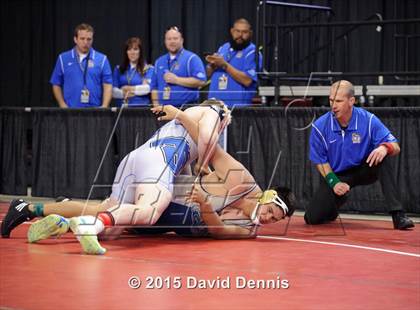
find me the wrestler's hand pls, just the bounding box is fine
[151,105,183,121]
[366,145,387,167]
[186,183,210,206]
[333,182,350,196]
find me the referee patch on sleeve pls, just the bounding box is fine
[387,133,396,141]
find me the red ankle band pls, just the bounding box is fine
[97,212,115,227]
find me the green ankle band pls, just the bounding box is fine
[325,172,340,189]
[33,203,44,217]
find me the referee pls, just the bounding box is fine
[305,80,414,230]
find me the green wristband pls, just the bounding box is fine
[325,172,340,189]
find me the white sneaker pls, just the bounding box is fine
[69,216,106,255]
[28,214,69,243]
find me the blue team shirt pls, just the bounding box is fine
[151,48,206,107]
[208,42,262,107]
[113,64,154,106]
[310,107,398,173]
[50,48,113,108]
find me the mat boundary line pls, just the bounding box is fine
[258,236,420,257]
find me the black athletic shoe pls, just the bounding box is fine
[55,196,71,202]
[1,199,35,238]
[392,211,415,230]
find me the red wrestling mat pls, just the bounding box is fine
[1,202,419,310]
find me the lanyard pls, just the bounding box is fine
[78,52,90,88]
[167,49,184,72]
[126,67,137,85]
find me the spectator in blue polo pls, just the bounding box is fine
[112,37,154,106]
[206,18,262,108]
[50,23,113,108]
[151,26,206,107]
[306,80,414,230]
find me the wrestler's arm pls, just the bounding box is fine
[151,105,199,141]
[173,106,221,167]
[196,109,221,171]
[151,105,222,170]
[206,145,257,195]
[187,185,256,239]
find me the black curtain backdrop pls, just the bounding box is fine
[1,0,419,107]
[1,107,419,214]
[31,109,116,198]
[0,109,29,195]
[115,108,160,162]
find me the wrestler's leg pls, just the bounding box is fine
[1,198,110,238]
[109,182,173,226]
[30,200,110,218]
[69,183,172,255]
[27,199,115,243]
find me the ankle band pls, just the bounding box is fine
[97,212,115,227]
[33,203,44,217]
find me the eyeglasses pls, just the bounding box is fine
[165,26,181,34]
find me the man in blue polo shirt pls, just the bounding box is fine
[206,18,262,108]
[306,80,414,230]
[50,23,113,108]
[151,26,206,107]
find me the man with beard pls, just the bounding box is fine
[206,18,262,107]
[151,26,206,107]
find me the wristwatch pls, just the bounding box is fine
[221,63,228,70]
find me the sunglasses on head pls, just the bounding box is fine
[165,26,181,34]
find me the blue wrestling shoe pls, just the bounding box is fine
[69,216,106,255]
[28,214,70,243]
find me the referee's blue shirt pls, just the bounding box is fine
[112,64,154,106]
[310,107,398,173]
[208,42,262,107]
[151,48,206,107]
[50,48,113,108]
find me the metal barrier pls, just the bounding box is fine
[255,0,420,105]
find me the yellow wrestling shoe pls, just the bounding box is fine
[28,214,69,243]
[69,216,106,255]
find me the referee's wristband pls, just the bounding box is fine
[380,142,394,155]
[325,172,340,189]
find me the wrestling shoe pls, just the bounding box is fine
[392,211,415,230]
[55,196,71,202]
[69,216,106,255]
[1,199,35,238]
[28,214,70,243]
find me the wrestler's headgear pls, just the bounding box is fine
[258,188,296,218]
